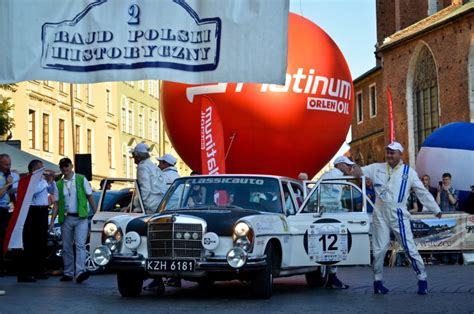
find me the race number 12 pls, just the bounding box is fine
[319,234,338,251]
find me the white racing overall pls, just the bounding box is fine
[362,162,441,281]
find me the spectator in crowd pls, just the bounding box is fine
[436,173,459,212]
[157,154,180,185]
[298,172,308,181]
[190,170,201,176]
[352,142,442,295]
[365,178,376,213]
[50,157,97,283]
[434,173,460,264]
[407,188,418,214]
[99,179,112,191]
[0,153,19,275]
[462,185,474,214]
[129,143,167,293]
[417,175,437,211]
[17,160,57,282]
[319,156,355,289]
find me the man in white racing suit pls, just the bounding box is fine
[354,142,442,295]
[319,156,355,289]
[130,143,168,294]
[131,143,167,213]
[157,153,180,186]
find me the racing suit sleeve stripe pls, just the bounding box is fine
[397,165,410,203]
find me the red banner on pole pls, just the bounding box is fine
[387,87,395,142]
[199,96,226,174]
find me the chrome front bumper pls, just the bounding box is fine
[108,253,267,276]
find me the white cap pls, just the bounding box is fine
[129,143,149,154]
[334,156,355,166]
[386,142,404,153]
[157,153,177,165]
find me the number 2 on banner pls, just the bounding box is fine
[319,234,338,251]
[128,4,140,25]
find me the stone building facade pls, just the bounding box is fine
[351,0,474,166]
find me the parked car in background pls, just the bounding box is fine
[93,175,372,298]
[88,178,146,271]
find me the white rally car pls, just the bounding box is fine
[92,174,371,298]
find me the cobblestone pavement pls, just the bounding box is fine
[0,265,473,313]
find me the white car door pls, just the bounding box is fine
[89,179,145,254]
[286,177,371,267]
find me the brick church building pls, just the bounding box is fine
[350,0,474,166]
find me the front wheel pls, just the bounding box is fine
[117,272,143,297]
[305,266,328,288]
[251,243,274,299]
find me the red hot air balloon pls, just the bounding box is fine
[161,13,354,178]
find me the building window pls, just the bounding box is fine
[122,150,127,177]
[356,92,363,124]
[43,80,51,87]
[369,84,377,118]
[412,46,439,154]
[121,97,127,131]
[139,113,144,138]
[128,109,133,134]
[129,155,134,178]
[84,84,90,104]
[59,119,65,155]
[154,81,159,98]
[87,129,92,154]
[148,81,153,96]
[42,113,50,152]
[28,109,36,149]
[106,89,112,113]
[73,84,78,98]
[148,116,153,140]
[75,125,81,153]
[139,81,145,92]
[108,137,113,168]
[59,82,65,93]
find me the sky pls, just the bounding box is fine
[289,0,377,79]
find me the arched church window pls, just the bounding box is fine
[412,46,439,155]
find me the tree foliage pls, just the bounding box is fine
[0,96,15,137]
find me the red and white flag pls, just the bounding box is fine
[3,168,45,254]
[199,96,226,175]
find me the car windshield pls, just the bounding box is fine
[159,176,284,214]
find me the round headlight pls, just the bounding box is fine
[192,232,199,240]
[184,232,191,240]
[235,237,251,251]
[105,236,118,252]
[104,223,118,236]
[175,232,182,239]
[92,246,112,266]
[227,247,247,268]
[234,222,250,237]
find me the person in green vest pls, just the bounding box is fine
[50,158,96,284]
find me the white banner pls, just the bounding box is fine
[0,0,289,84]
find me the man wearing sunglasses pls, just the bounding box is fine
[50,158,97,284]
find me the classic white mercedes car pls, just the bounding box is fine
[92,174,371,298]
